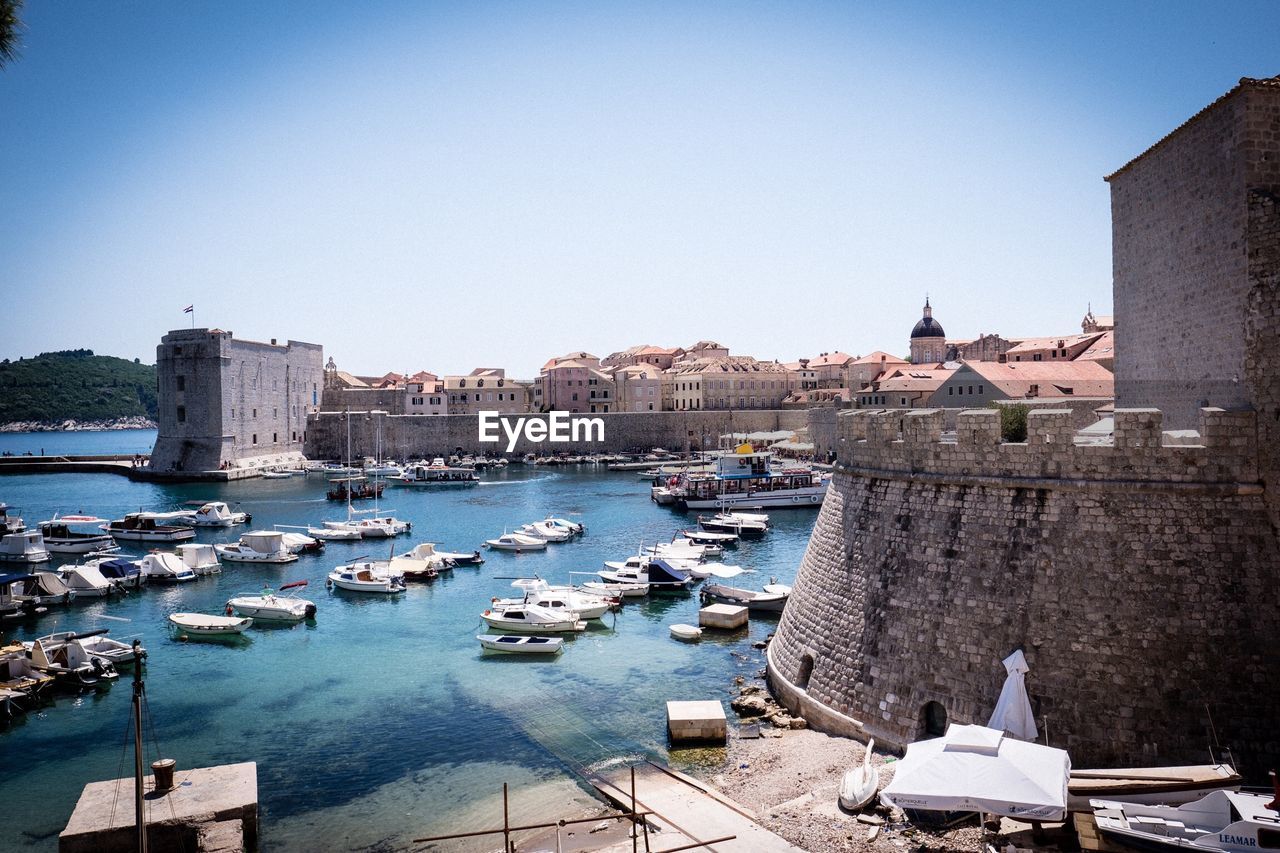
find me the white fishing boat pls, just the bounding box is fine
[58,561,121,597]
[0,529,50,564]
[77,632,145,668]
[476,634,564,655]
[519,521,572,542]
[494,579,617,620]
[581,580,648,599]
[175,543,221,576]
[226,581,316,621]
[389,543,452,580]
[839,739,879,810]
[597,557,693,592]
[185,501,251,527]
[27,633,118,687]
[431,546,485,565]
[543,517,585,536]
[697,512,769,538]
[481,602,586,633]
[139,552,197,583]
[103,512,197,543]
[1092,788,1280,851]
[699,582,789,612]
[681,529,738,546]
[669,623,702,641]
[484,532,547,552]
[327,562,405,593]
[38,516,116,555]
[168,612,252,636]
[644,540,721,559]
[604,553,702,574]
[214,531,298,564]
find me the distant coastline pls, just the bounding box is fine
[0,416,157,434]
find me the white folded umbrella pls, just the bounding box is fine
[879,724,1070,821]
[988,649,1038,741]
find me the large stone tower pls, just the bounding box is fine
[768,77,1280,776]
[149,329,323,474]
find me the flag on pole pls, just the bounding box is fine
[183,305,194,313]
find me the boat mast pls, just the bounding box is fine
[131,641,148,853]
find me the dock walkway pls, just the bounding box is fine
[590,761,803,852]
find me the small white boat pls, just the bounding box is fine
[175,543,221,576]
[389,543,452,581]
[138,552,197,583]
[519,521,572,542]
[214,531,298,564]
[186,501,251,527]
[0,530,50,564]
[78,632,145,667]
[681,529,738,546]
[599,556,696,591]
[543,517,584,536]
[762,581,792,596]
[604,553,702,574]
[27,633,118,687]
[226,581,316,621]
[306,526,362,542]
[277,531,324,554]
[103,512,197,542]
[477,634,564,655]
[697,513,768,538]
[669,623,702,641]
[839,739,879,811]
[168,612,252,635]
[687,563,746,580]
[699,582,789,613]
[494,580,616,620]
[58,562,121,597]
[1092,788,1280,851]
[581,580,648,599]
[95,557,144,589]
[327,563,405,593]
[645,540,721,559]
[481,602,585,633]
[484,533,547,552]
[38,516,116,555]
[260,470,294,479]
[1067,764,1242,812]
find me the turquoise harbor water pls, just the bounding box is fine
[0,428,159,458]
[0,432,816,851]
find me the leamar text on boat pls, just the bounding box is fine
[477,411,606,453]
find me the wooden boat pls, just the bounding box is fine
[699,582,789,613]
[477,634,564,655]
[1067,763,1242,812]
[1092,788,1280,851]
[669,623,702,641]
[168,612,252,635]
[839,738,879,811]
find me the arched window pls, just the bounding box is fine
[920,701,947,738]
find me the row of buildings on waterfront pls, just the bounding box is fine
[320,302,1118,417]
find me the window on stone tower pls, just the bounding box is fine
[176,406,185,423]
[176,375,185,391]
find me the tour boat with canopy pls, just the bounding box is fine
[671,445,827,510]
[38,515,117,555]
[102,512,196,543]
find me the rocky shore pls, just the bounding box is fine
[0,416,156,433]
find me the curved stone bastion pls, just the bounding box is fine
[768,406,1280,774]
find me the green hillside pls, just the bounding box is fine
[0,350,157,424]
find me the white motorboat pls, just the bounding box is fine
[323,517,397,538]
[306,526,362,542]
[393,460,480,485]
[681,529,738,546]
[389,543,452,581]
[645,540,721,559]
[495,579,617,620]
[58,561,121,597]
[0,529,50,564]
[38,516,116,555]
[481,602,586,633]
[103,512,197,543]
[669,623,702,641]
[1092,788,1280,851]
[260,470,294,479]
[327,562,405,593]
[597,557,694,592]
[581,580,648,599]
[214,531,298,564]
[277,531,324,554]
[95,557,145,589]
[185,501,251,527]
[77,632,145,667]
[168,612,252,636]
[699,582,789,612]
[139,552,197,583]
[519,521,572,542]
[9,571,75,607]
[175,543,221,576]
[686,563,745,580]
[839,739,879,811]
[226,581,316,621]
[543,517,585,536]
[485,533,547,552]
[604,553,702,574]
[477,634,564,655]
[27,633,118,687]
[430,546,485,565]
[697,512,769,538]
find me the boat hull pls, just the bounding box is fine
[477,634,564,654]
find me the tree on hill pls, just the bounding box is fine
[0,351,158,424]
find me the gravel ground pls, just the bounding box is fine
[704,727,994,852]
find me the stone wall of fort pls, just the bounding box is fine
[768,407,1280,773]
[304,409,808,459]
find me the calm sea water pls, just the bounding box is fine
[0,431,816,851]
[0,428,158,457]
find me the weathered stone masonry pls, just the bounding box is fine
[769,407,1280,773]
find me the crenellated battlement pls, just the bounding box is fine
[831,406,1259,488]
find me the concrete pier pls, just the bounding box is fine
[666,699,727,743]
[699,603,748,630]
[59,761,257,853]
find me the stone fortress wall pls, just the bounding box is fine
[304,409,808,459]
[149,329,324,474]
[768,406,1280,771]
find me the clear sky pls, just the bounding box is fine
[1,2,1276,376]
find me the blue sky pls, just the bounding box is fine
[1,1,1276,376]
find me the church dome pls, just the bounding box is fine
[910,316,945,339]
